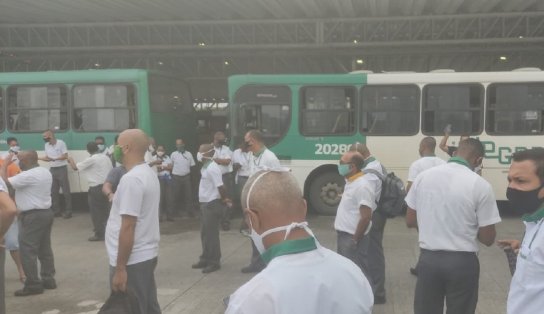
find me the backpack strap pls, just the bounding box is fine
[363,168,385,181]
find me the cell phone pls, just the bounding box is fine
[503,247,517,276]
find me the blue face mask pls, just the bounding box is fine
[338,164,351,177]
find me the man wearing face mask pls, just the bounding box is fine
[497,148,544,314]
[39,129,72,219]
[191,144,231,274]
[334,151,377,283]
[67,142,113,241]
[240,129,281,274]
[211,132,234,231]
[170,138,196,218]
[95,136,107,154]
[405,138,501,314]
[2,137,20,166]
[226,170,373,314]
[152,145,173,222]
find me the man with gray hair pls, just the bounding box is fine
[226,170,373,314]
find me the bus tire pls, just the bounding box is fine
[308,171,345,216]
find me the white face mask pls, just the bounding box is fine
[157,151,165,157]
[245,170,314,254]
[97,144,105,152]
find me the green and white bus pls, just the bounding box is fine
[0,69,197,194]
[228,68,544,215]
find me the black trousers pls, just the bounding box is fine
[414,249,479,314]
[368,210,387,298]
[158,178,173,219]
[199,200,224,266]
[50,166,72,215]
[19,209,56,290]
[88,184,110,238]
[171,174,193,216]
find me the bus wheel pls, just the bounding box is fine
[308,171,345,216]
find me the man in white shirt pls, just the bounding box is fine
[407,137,446,276]
[212,132,234,230]
[68,142,113,241]
[497,148,544,314]
[226,170,373,314]
[40,129,72,219]
[170,138,196,218]
[350,142,387,304]
[334,151,377,284]
[105,129,161,314]
[191,144,232,274]
[151,145,173,221]
[232,142,251,211]
[1,151,55,297]
[405,138,501,314]
[0,169,17,311]
[2,137,20,165]
[241,129,281,273]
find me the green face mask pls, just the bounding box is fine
[337,164,351,177]
[113,145,124,164]
[177,145,185,152]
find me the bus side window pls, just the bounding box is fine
[422,84,483,136]
[486,83,544,135]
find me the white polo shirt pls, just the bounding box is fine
[9,166,52,211]
[226,242,373,314]
[248,148,280,176]
[170,151,195,176]
[105,163,160,266]
[232,148,251,177]
[363,157,384,202]
[405,162,501,252]
[334,173,377,235]
[76,153,113,187]
[507,216,544,314]
[407,156,446,182]
[199,162,223,203]
[213,145,233,174]
[45,139,68,167]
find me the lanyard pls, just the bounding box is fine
[527,219,544,249]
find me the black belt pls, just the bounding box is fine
[421,249,477,256]
[20,208,49,216]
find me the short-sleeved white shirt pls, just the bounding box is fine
[105,163,160,266]
[9,166,52,211]
[363,158,384,202]
[152,155,172,177]
[232,149,251,177]
[199,162,223,203]
[405,162,501,252]
[334,174,377,235]
[248,148,280,176]
[407,156,446,182]
[213,145,233,174]
[226,245,373,314]
[170,151,195,176]
[76,153,113,187]
[45,139,68,167]
[507,218,544,314]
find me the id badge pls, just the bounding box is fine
[519,245,533,262]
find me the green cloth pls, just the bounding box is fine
[260,237,317,264]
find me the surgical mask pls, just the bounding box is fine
[177,145,185,152]
[245,170,314,254]
[97,144,105,152]
[43,137,51,143]
[113,145,124,164]
[506,185,544,215]
[149,145,155,152]
[157,151,165,157]
[337,164,351,177]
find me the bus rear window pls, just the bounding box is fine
[486,83,544,135]
[361,85,419,136]
[233,85,291,147]
[300,86,356,136]
[72,84,136,132]
[422,84,483,135]
[7,85,68,132]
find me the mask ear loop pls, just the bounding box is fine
[245,171,271,210]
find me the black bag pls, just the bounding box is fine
[98,290,142,314]
[364,166,407,218]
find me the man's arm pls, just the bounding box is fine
[439,134,450,154]
[111,214,137,292]
[353,205,372,242]
[214,157,232,166]
[0,191,16,237]
[477,225,496,247]
[405,207,418,228]
[406,181,413,193]
[67,157,78,171]
[102,182,115,202]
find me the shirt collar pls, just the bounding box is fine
[254,147,266,157]
[261,237,317,264]
[522,206,544,223]
[448,156,471,170]
[347,171,364,182]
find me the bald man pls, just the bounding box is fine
[2,151,55,296]
[40,129,72,219]
[226,170,373,314]
[407,137,446,192]
[105,129,161,314]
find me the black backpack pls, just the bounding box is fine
[364,166,407,218]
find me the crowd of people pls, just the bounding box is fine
[0,127,540,314]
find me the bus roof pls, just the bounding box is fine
[0,69,149,85]
[228,73,367,86]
